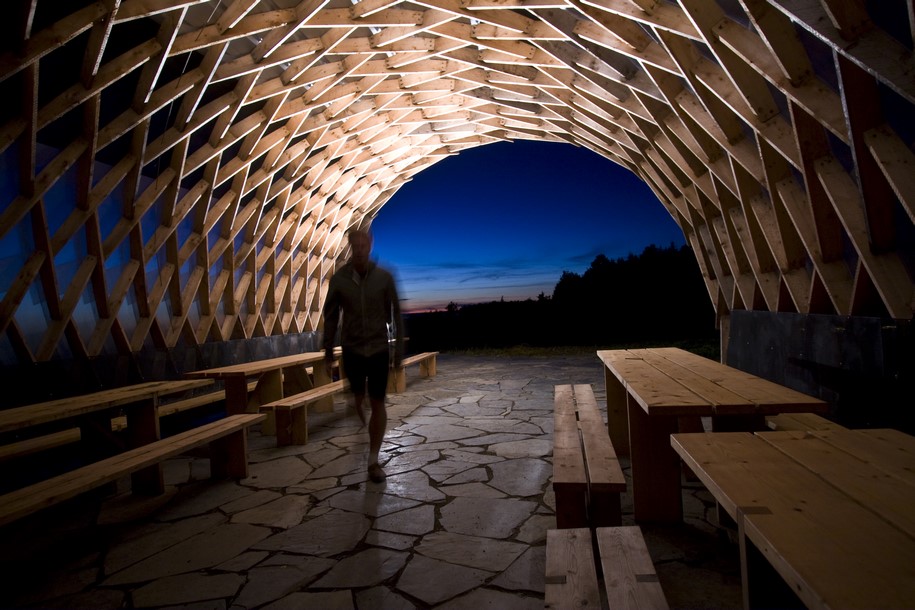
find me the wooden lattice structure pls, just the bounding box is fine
[1,0,914,367]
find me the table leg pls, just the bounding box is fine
[311,362,334,413]
[127,398,163,495]
[224,376,250,416]
[628,400,682,523]
[711,414,766,432]
[605,367,629,457]
[253,370,283,435]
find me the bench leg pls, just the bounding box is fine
[311,365,334,413]
[128,399,164,495]
[589,491,621,528]
[387,367,405,393]
[273,407,307,446]
[210,428,250,479]
[554,484,589,529]
[419,357,436,377]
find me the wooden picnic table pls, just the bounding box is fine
[671,428,915,609]
[597,347,827,522]
[185,350,340,416]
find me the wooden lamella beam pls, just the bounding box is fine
[0,0,911,365]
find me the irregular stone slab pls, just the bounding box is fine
[220,489,282,514]
[355,587,415,610]
[401,415,459,426]
[384,469,446,502]
[373,504,435,536]
[435,587,543,610]
[422,459,479,482]
[459,395,483,403]
[309,453,366,478]
[105,523,271,585]
[440,497,536,538]
[248,443,312,464]
[287,477,338,494]
[516,514,555,544]
[441,449,503,465]
[49,589,125,610]
[104,513,226,575]
[489,438,552,459]
[416,532,526,571]
[365,530,416,550]
[440,483,506,498]
[500,379,530,390]
[397,440,459,453]
[488,458,552,497]
[262,590,354,610]
[441,467,489,485]
[242,456,313,488]
[132,572,243,608]
[383,449,440,475]
[396,554,492,605]
[457,433,530,447]
[458,419,541,434]
[511,397,555,410]
[444,404,505,418]
[310,548,409,588]
[254,511,369,557]
[491,547,546,593]
[233,562,332,609]
[326,490,420,517]
[232,494,312,529]
[301,446,346,468]
[408,423,482,442]
[155,481,252,521]
[216,551,268,572]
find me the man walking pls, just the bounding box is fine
[323,229,404,483]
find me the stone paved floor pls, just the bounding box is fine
[2,353,743,609]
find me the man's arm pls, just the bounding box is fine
[389,276,405,367]
[322,276,341,364]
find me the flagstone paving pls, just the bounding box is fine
[1,353,743,609]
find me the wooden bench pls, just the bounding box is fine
[552,384,625,529]
[387,351,439,393]
[0,381,259,463]
[545,526,668,609]
[259,379,350,445]
[0,413,265,527]
[765,411,844,432]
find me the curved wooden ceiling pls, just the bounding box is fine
[0,0,914,365]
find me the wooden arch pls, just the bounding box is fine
[0,0,913,366]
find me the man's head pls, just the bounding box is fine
[348,229,373,272]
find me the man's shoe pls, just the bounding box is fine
[368,463,386,483]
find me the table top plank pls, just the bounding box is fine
[598,348,826,415]
[672,431,915,609]
[185,351,330,378]
[601,356,711,415]
[645,348,826,411]
[0,379,214,433]
[809,428,915,488]
[635,349,756,413]
[757,430,915,539]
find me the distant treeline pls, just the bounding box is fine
[403,243,718,352]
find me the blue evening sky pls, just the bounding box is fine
[370,140,686,312]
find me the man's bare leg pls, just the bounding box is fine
[367,397,387,482]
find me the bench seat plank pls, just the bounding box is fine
[765,412,843,432]
[259,380,349,445]
[596,526,669,610]
[0,413,265,527]
[545,528,601,610]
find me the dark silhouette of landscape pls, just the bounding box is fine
[403,243,718,356]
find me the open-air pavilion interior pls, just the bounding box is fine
[1,0,915,608]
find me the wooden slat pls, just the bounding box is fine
[545,528,601,610]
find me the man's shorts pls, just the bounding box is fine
[342,349,390,401]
